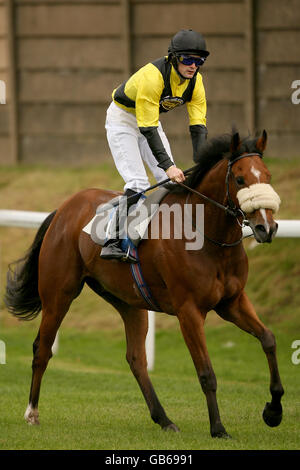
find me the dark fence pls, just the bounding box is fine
[0,0,299,165]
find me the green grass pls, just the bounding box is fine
[244,238,300,330]
[0,322,299,450]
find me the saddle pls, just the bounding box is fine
[82,187,169,248]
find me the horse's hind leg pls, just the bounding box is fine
[24,330,41,424]
[25,263,83,425]
[102,293,179,431]
[25,296,74,425]
[25,311,61,424]
[216,290,284,427]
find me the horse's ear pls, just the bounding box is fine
[256,129,267,154]
[230,132,241,153]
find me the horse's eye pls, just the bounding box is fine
[236,176,245,186]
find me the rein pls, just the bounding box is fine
[177,152,262,248]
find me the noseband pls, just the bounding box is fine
[178,152,262,247]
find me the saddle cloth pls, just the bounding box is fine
[82,187,169,247]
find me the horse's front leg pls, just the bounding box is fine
[112,300,179,432]
[177,304,230,438]
[216,290,284,427]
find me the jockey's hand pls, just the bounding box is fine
[166,165,186,183]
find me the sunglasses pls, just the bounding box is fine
[177,55,206,67]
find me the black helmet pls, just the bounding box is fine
[168,29,210,58]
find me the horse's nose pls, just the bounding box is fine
[272,221,278,238]
[254,221,278,243]
[254,224,268,242]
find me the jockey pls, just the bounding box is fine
[101,29,210,262]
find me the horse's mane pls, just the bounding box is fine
[168,130,261,193]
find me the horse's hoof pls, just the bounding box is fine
[25,415,40,425]
[262,402,282,427]
[24,405,40,425]
[212,430,232,439]
[211,423,231,439]
[163,423,180,432]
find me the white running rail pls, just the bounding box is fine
[1,210,300,369]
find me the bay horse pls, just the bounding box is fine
[5,130,284,438]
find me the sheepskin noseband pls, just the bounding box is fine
[237,183,281,214]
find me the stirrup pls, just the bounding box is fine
[121,244,138,263]
[100,240,138,264]
[122,245,138,264]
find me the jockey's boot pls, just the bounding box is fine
[100,189,141,263]
[100,238,138,263]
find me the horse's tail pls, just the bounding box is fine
[4,210,57,321]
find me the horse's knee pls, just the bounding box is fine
[260,328,276,353]
[199,369,217,393]
[126,352,146,374]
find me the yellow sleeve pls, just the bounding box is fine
[186,74,207,126]
[135,64,165,128]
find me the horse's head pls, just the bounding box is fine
[229,130,281,243]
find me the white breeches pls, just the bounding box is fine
[105,102,174,192]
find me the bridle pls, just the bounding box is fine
[178,152,263,248]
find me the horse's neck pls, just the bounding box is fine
[198,159,228,205]
[195,160,242,245]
